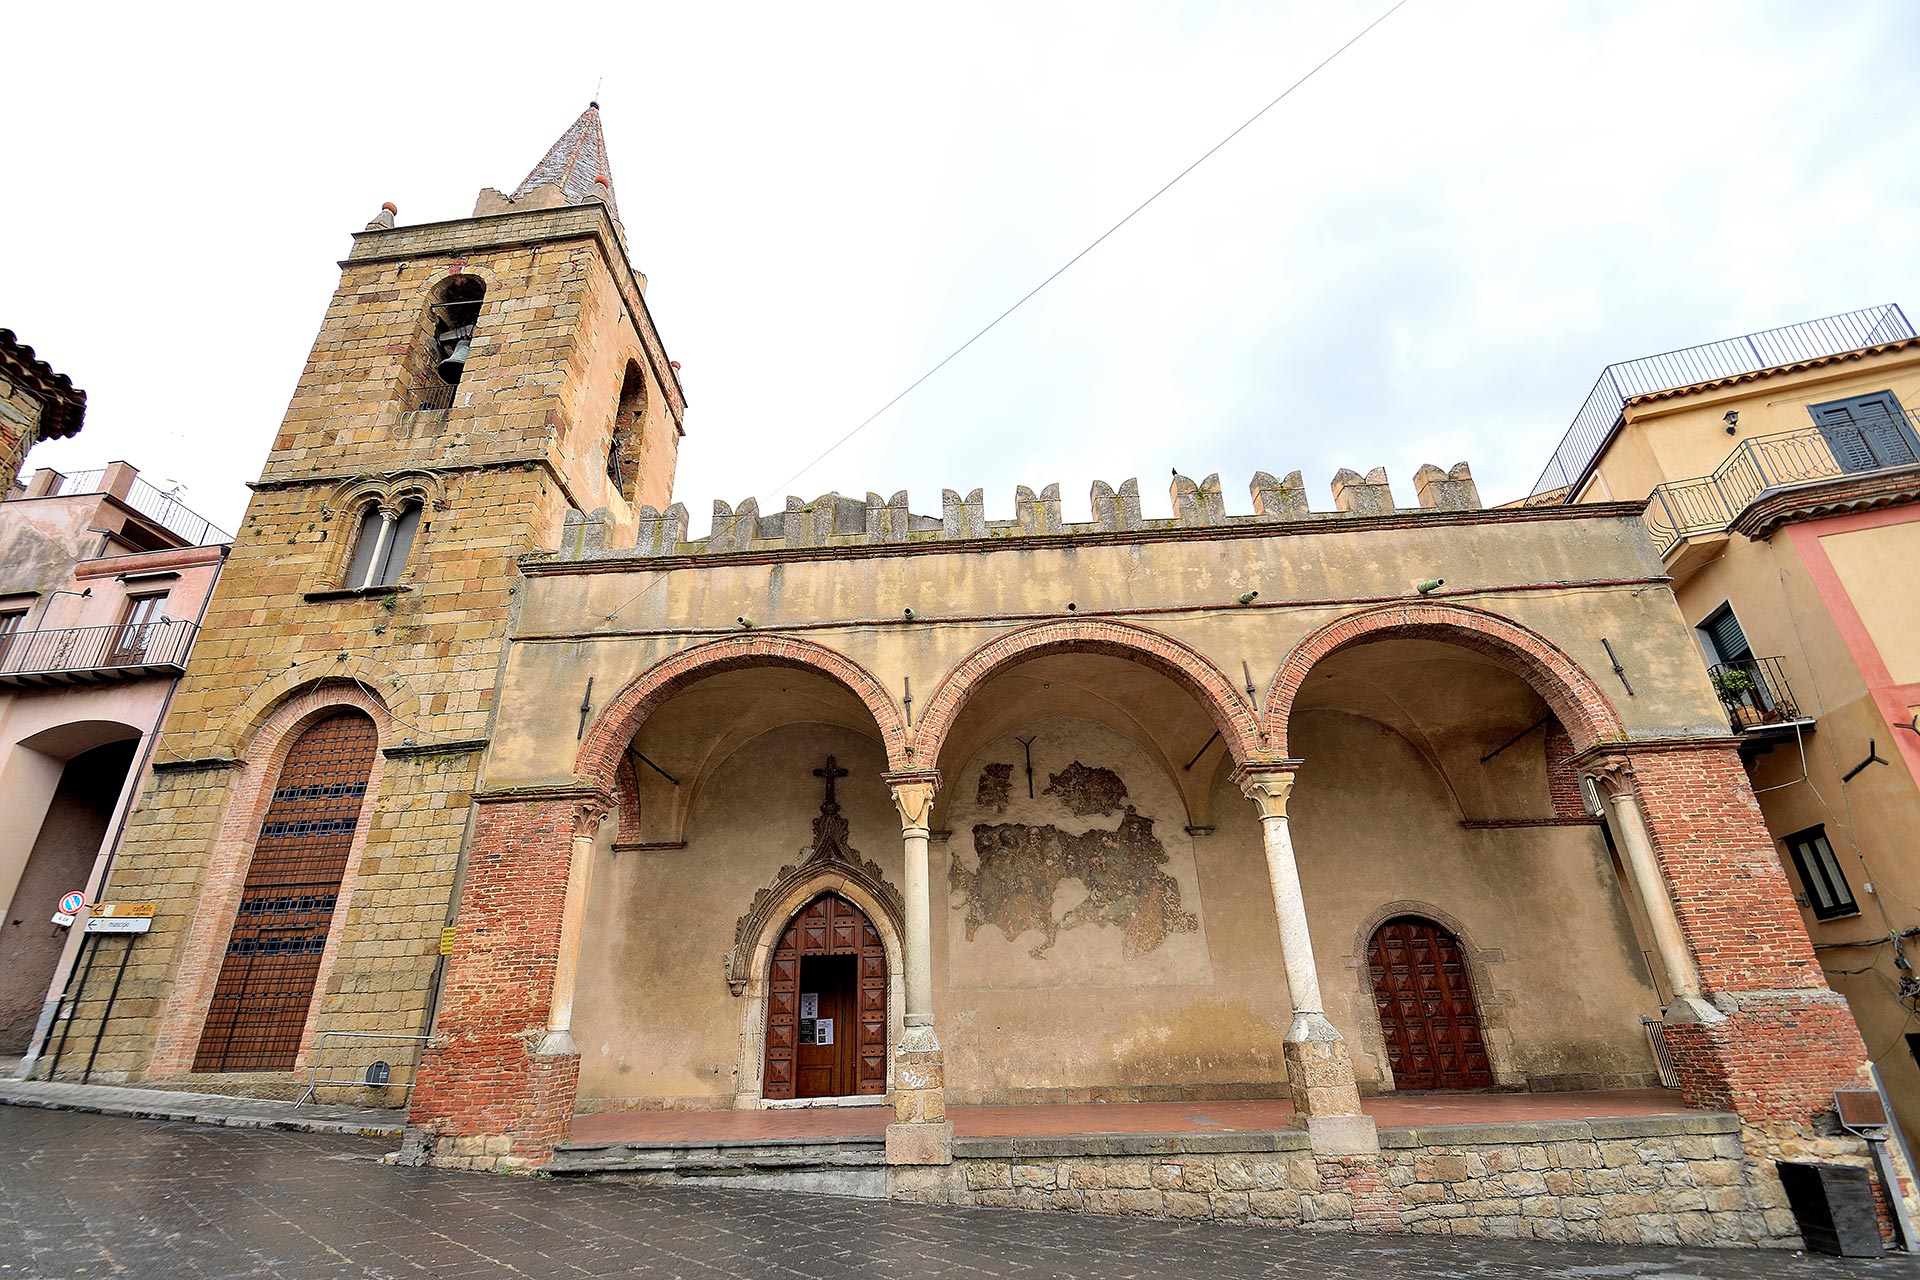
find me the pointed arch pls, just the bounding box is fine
[575,634,910,788]
[912,620,1261,769]
[1264,602,1625,756]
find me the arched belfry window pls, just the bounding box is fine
[344,499,423,590]
[408,276,486,412]
[196,711,378,1072]
[607,361,647,503]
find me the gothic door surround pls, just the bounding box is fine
[1367,915,1494,1090]
[763,893,888,1099]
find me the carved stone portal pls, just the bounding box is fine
[725,757,906,995]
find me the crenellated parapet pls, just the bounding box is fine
[548,463,1484,561]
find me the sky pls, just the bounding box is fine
[4,1,1917,536]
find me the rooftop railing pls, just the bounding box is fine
[45,470,233,546]
[0,619,198,685]
[1532,304,1914,500]
[1644,411,1920,555]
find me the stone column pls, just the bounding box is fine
[357,506,399,589]
[1235,763,1376,1155]
[405,786,610,1171]
[541,797,610,1054]
[883,770,952,1166]
[1587,758,1720,1025]
[1586,746,1869,1130]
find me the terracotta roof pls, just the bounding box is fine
[1623,337,1920,408]
[513,104,619,222]
[0,328,86,440]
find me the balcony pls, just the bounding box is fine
[1532,304,1914,500]
[0,620,199,688]
[1708,656,1815,743]
[44,469,233,547]
[1644,411,1920,559]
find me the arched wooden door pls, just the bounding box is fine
[762,893,888,1100]
[1367,915,1494,1090]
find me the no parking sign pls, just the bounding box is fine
[52,890,86,928]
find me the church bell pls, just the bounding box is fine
[435,325,475,384]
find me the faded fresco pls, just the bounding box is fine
[943,719,1213,989]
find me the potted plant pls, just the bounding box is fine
[1710,666,1763,727]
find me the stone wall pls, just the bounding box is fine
[890,1114,1872,1249]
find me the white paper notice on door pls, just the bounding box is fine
[814,1018,833,1045]
[799,993,818,1019]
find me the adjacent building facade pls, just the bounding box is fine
[30,112,1906,1246]
[1537,304,1920,1140]
[0,378,229,1067]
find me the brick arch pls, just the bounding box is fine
[912,620,1262,768]
[1264,602,1624,756]
[576,634,910,787]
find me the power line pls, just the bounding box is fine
[760,0,1415,504]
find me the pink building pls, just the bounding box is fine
[0,460,229,1070]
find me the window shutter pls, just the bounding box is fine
[1810,392,1917,471]
[1702,607,1751,665]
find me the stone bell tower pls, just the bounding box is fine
[63,106,686,1085]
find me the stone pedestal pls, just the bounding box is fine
[1283,1016,1378,1155]
[887,1040,953,1165]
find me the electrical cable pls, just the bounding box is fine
[599,0,1415,624]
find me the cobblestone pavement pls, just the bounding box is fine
[3,1107,1918,1280]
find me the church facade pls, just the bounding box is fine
[50,108,1899,1245]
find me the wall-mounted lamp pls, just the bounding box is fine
[1723,410,1740,435]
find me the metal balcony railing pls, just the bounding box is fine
[1708,657,1806,735]
[1644,411,1920,555]
[45,470,233,546]
[1531,304,1914,500]
[0,620,198,684]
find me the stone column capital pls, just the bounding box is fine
[1232,759,1304,820]
[1582,754,1636,805]
[883,769,941,833]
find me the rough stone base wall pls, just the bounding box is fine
[890,1114,1889,1250]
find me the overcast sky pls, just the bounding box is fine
[5,2,1916,535]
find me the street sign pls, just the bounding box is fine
[58,891,86,915]
[51,912,76,928]
[92,902,156,919]
[84,916,153,934]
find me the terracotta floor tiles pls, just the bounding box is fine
[567,1088,1695,1146]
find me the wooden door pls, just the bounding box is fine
[763,893,888,1100]
[1368,915,1493,1091]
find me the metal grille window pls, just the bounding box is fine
[195,711,377,1072]
[1785,825,1858,921]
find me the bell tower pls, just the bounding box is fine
[66,106,686,1085]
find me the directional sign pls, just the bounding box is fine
[84,916,152,935]
[92,902,155,919]
[58,891,86,915]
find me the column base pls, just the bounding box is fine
[885,1121,955,1165]
[1283,1014,1365,1120]
[1662,989,1867,1126]
[405,1036,581,1171]
[1302,1113,1380,1156]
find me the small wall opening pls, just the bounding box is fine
[607,361,647,503]
[402,277,487,413]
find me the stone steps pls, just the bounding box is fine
[547,1135,889,1196]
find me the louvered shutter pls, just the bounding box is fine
[1702,607,1752,665]
[1810,392,1918,472]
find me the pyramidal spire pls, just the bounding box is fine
[513,102,618,221]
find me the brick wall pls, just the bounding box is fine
[405,795,583,1167]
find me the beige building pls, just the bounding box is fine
[1537,304,1920,1138]
[39,109,1903,1247]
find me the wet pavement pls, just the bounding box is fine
[3,1105,1918,1279]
